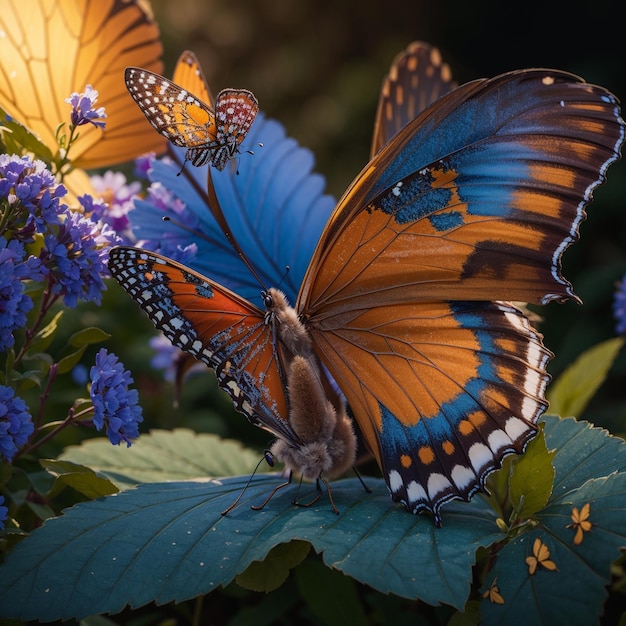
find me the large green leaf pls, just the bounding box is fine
[541,415,626,494]
[0,476,502,621]
[59,429,262,488]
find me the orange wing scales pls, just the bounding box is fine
[298,69,623,524]
[309,301,550,523]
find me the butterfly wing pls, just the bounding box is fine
[299,69,624,521]
[172,50,214,108]
[0,0,165,168]
[371,41,456,156]
[108,247,297,444]
[214,89,259,147]
[300,70,624,308]
[307,300,550,522]
[125,67,219,151]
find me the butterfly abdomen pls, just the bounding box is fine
[271,355,357,481]
[265,288,357,481]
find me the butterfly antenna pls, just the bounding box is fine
[221,450,275,515]
[277,265,291,290]
[176,156,191,176]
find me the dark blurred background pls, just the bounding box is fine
[144,0,626,432]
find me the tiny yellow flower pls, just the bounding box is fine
[483,577,505,604]
[567,503,592,545]
[525,537,558,575]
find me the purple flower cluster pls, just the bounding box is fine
[89,349,143,447]
[65,85,107,129]
[0,239,43,351]
[0,154,67,235]
[0,385,33,463]
[0,154,121,310]
[40,210,118,307]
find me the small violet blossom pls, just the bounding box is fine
[90,171,141,240]
[89,349,143,447]
[134,153,155,180]
[65,85,107,128]
[0,385,34,463]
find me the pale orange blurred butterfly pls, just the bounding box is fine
[0,0,166,170]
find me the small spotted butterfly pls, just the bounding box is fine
[124,66,259,170]
[110,43,624,525]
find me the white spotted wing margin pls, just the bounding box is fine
[107,246,297,444]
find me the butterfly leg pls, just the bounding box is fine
[221,450,277,515]
[250,470,294,511]
[353,466,372,494]
[293,475,340,515]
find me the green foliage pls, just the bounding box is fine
[39,459,119,499]
[0,107,54,162]
[547,337,624,417]
[1,415,625,624]
[508,427,556,519]
[59,429,263,488]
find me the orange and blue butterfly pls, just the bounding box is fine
[109,43,624,525]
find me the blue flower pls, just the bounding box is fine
[0,239,43,351]
[65,85,107,129]
[89,348,143,447]
[0,154,67,235]
[39,210,119,307]
[129,113,335,306]
[613,274,626,334]
[0,385,34,462]
[0,495,7,529]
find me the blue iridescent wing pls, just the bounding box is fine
[131,113,334,306]
[299,69,624,523]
